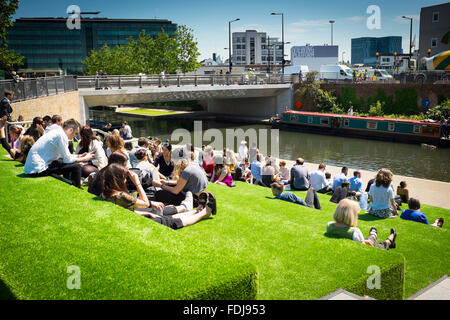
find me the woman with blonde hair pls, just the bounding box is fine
[368,168,398,219]
[153,154,215,214]
[326,199,397,250]
[15,135,35,163]
[211,155,233,187]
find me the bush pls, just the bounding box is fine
[317,89,341,113]
[425,99,450,120]
[393,87,418,115]
[368,101,384,117]
[338,86,365,113]
[366,88,395,114]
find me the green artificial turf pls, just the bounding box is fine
[0,147,449,299]
[119,109,179,117]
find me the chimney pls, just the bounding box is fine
[213,53,217,62]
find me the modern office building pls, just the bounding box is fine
[232,30,283,68]
[419,2,450,60]
[290,45,338,71]
[351,36,403,65]
[7,17,178,74]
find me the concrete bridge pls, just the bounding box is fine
[78,74,295,124]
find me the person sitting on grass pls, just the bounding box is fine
[15,135,35,164]
[133,148,166,182]
[271,182,321,209]
[24,116,44,142]
[106,134,131,168]
[153,141,174,179]
[202,145,215,179]
[400,198,444,228]
[120,121,133,140]
[4,124,24,159]
[349,170,363,195]
[332,167,349,192]
[290,157,310,191]
[211,155,234,187]
[277,160,290,185]
[326,199,397,250]
[76,125,108,178]
[368,169,398,219]
[101,163,216,230]
[309,163,331,193]
[44,115,63,133]
[325,172,332,190]
[129,137,151,167]
[261,157,279,187]
[330,181,356,204]
[250,153,264,186]
[396,181,409,204]
[24,119,94,189]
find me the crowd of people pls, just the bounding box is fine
[0,89,444,244]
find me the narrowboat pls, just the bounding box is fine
[271,110,450,147]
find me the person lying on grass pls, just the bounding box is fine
[101,163,216,230]
[400,198,444,228]
[270,182,321,210]
[326,199,397,250]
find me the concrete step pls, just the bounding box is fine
[408,275,450,300]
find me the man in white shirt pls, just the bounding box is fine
[44,115,63,133]
[238,140,248,163]
[309,163,332,193]
[24,119,94,188]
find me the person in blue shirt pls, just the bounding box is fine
[349,170,363,194]
[401,198,444,227]
[332,167,349,191]
[250,153,263,186]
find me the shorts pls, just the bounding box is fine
[151,216,184,230]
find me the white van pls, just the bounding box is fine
[366,69,393,81]
[319,64,353,81]
[283,65,309,75]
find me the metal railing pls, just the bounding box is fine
[77,73,296,90]
[0,76,78,102]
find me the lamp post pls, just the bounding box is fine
[376,52,379,67]
[402,16,413,60]
[228,18,240,74]
[329,20,335,46]
[271,12,285,74]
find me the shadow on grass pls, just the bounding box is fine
[358,213,386,222]
[0,279,16,300]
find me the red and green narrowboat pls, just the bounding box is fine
[271,110,449,147]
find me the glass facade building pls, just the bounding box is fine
[351,36,402,65]
[7,18,178,74]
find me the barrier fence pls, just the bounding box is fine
[0,76,78,102]
[77,74,297,90]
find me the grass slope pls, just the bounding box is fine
[0,148,448,299]
[119,109,179,117]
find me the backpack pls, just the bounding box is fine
[126,168,153,191]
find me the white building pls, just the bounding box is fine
[291,45,338,71]
[232,30,283,66]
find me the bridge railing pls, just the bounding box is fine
[0,76,78,102]
[77,74,296,90]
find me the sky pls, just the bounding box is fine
[12,0,447,62]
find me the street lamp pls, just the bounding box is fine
[402,16,413,60]
[271,12,285,74]
[228,18,240,74]
[329,20,335,46]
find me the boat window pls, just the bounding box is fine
[413,125,421,134]
[308,116,313,124]
[367,121,377,130]
[388,123,395,131]
[344,119,350,127]
[320,117,330,125]
[290,114,298,121]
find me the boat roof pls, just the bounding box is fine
[283,110,439,125]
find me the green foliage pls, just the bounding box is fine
[0,0,24,72]
[393,87,419,115]
[338,86,365,113]
[368,101,384,117]
[82,26,201,75]
[366,88,395,114]
[317,89,341,113]
[425,99,450,120]
[295,71,322,109]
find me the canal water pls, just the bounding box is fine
[90,109,450,183]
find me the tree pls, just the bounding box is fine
[175,25,201,74]
[81,26,201,75]
[0,0,24,73]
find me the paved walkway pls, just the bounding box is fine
[408,276,450,300]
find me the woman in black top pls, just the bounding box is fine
[153,142,174,178]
